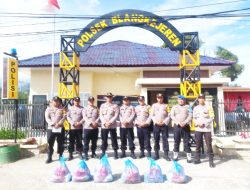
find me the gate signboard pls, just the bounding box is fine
[75,9,184,52]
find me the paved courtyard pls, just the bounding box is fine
[0,151,250,190]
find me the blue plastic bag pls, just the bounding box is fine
[144,158,164,183]
[94,154,113,183]
[72,160,92,182]
[51,156,72,183]
[120,159,141,184]
[167,161,187,183]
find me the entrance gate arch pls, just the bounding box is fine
[58,9,200,106]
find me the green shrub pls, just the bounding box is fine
[0,128,26,139]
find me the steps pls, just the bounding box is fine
[214,136,250,160]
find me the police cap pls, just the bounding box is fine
[156,93,164,98]
[52,96,61,102]
[106,92,114,97]
[123,96,130,101]
[88,96,95,101]
[73,97,81,102]
[198,93,205,99]
[137,96,145,101]
[177,94,186,100]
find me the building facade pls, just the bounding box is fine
[19,40,233,106]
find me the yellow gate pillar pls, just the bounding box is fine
[179,33,201,99]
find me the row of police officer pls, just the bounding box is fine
[45,92,215,168]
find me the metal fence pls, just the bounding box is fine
[0,102,47,137]
[0,100,249,138]
[213,100,250,136]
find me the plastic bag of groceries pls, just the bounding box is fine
[51,156,72,183]
[120,159,141,184]
[167,161,187,183]
[72,160,92,182]
[144,158,164,183]
[93,154,113,183]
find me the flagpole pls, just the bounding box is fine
[51,14,55,98]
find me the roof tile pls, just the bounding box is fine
[19,40,234,67]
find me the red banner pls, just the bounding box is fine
[224,92,250,112]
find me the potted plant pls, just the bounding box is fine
[0,128,25,164]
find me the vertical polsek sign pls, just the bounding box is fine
[2,55,18,99]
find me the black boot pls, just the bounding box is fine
[99,150,105,159]
[193,159,201,164]
[91,151,97,158]
[130,150,136,159]
[46,153,52,164]
[67,152,73,161]
[209,156,215,168]
[154,151,159,160]
[147,151,151,158]
[163,152,171,161]
[82,152,88,160]
[114,150,118,160]
[120,150,126,158]
[193,152,201,164]
[139,150,145,158]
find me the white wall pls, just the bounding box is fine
[29,68,141,101]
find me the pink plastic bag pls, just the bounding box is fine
[51,156,72,183]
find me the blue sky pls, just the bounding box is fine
[0,0,249,86]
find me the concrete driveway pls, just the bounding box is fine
[0,152,250,190]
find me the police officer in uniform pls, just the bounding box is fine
[45,96,65,164]
[135,96,152,158]
[151,93,171,160]
[119,96,136,159]
[193,94,215,168]
[99,92,119,159]
[82,96,99,160]
[170,95,192,163]
[66,97,84,160]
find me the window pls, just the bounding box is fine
[80,92,90,107]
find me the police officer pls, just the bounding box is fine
[82,96,99,160]
[170,95,192,163]
[135,96,152,158]
[45,96,65,164]
[151,93,171,160]
[119,96,136,159]
[193,94,215,168]
[99,92,119,159]
[66,97,84,161]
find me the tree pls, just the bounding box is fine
[18,90,29,100]
[215,46,244,81]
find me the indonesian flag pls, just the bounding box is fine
[42,0,60,12]
[48,0,60,9]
